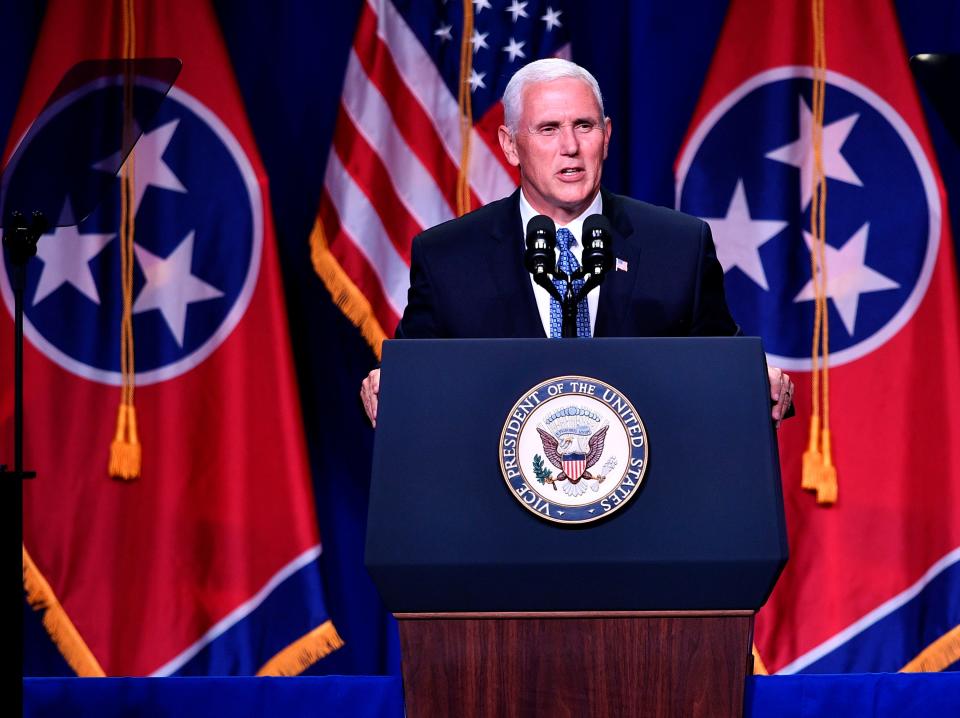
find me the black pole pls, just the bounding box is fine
[1,210,43,482]
[12,262,24,479]
[560,274,579,338]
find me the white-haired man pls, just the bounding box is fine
[361,59,793,425]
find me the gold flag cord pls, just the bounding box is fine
[456,0,474,216]
[109,0,142,480]
[801,0,837,505]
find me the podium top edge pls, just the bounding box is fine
[394,610,756,620]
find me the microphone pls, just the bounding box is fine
[524,214,556,276]
[581,214,614,279]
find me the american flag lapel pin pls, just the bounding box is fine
[615,257,629,272]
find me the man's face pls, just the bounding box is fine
[498,77,612,224]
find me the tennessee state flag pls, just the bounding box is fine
[676,0,960,672]
[1,0,340,675]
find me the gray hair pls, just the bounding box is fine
[502,58,605,133]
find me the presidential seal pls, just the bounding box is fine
[499,376,648,525]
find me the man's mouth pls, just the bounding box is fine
[558,167,584,178]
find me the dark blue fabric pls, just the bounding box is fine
[747,673,960,717]
[22,673,960,717]
[23,677,403,718]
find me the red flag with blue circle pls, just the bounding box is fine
[676,0,960,673]
[1,0,339,675]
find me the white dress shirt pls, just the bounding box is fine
[519,189,603,337]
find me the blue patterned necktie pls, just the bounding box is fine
[549,227,591,338]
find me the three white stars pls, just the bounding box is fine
[794,224,898,335]
[702,92,897,338]
[765,97,863,209]
[703,180,787,291]
[33,120,223,347]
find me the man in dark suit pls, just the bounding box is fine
[361,58,793,423]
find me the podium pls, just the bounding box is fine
[366,338,788,717]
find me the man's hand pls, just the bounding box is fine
[769,365,794,427]
[360,368,381,427]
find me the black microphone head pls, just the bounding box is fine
[524,214,556,275]
[525,214,556,247]
[583,214,612,245]
[582,214,614,276]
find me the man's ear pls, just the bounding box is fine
[498,125,521,167]
[602,117,612,161]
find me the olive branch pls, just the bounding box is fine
[532,453,553,484]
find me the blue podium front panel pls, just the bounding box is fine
[366,338,788,612]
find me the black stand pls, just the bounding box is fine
[531,269,605,338]
[1,60,181,698]
[525,217,613,337]
[0,211,46,483]
[2,58,182,481]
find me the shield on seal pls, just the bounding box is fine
[562,453,587,481]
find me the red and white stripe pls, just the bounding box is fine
[320,0,524,336]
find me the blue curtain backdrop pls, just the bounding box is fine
[4,0,958,677]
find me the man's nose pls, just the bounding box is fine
[558,124,580,155]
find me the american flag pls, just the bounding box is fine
[311,0,571,349]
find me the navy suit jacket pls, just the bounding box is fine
[395,188,738,339]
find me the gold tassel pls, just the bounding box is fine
[108,0,142,480]
[256,620,344,676]
[109,403,141,480]
[803,0,838,506]
[900,624,960,672]
[816,427,838,505]
[23,546,106,676]
[801,415,823,491]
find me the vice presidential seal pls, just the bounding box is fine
[499,376,648,524]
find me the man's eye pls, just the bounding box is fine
[539,126,559,136]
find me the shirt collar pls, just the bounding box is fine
[518,189,604,245]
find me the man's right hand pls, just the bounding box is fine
[360,368,381,427]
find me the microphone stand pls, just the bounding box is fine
[525,215,612,338]
[531,269,603,338]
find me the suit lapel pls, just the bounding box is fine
[486,190,546,338]
[594,189,642,337]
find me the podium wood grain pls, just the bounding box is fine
[397,612,754,718]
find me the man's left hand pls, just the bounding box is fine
[769,365,794,427]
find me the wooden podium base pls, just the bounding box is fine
[396,611,755,718]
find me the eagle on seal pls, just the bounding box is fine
[536,424,608,494]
